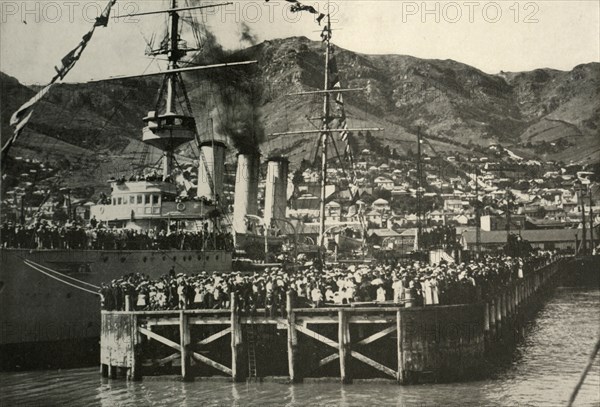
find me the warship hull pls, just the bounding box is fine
[0,248,231,368]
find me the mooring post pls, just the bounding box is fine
[338,309,350,383]
[396,309,404,384]
[179,311,191,381]
[231,293,243,382]
[287,291,299,382]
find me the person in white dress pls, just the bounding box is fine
[376,285,386,302]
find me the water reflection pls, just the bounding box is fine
[285,383,296,407]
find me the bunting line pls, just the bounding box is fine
[2,0,117,162]
[263,0,359,199]
[266,0,326,24]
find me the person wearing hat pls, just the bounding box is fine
[392,275,405,305]
[136,282,148,309]
[311,284,323,308]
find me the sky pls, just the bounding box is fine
[1,0,599,85]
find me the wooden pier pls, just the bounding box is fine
[101,259,565,384]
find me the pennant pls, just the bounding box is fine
[54,33,94,79]
[94,0,117,27]
[82,30,94,43]
[55,46,80,79]
[284,0,327,24]
[10,84,53,127]
[1,111,33,158]
[290,4,318,14]
[320,26,330,42]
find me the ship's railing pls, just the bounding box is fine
[0,225,233,251]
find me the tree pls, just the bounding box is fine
[292,169,304,188]
[373,187,392,201]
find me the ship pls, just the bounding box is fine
[1,0,385,369]
[0,0,262,368]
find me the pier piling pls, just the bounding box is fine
[230,294,243,382]
[287,291,299,383]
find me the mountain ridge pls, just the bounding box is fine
[1,37,598,191]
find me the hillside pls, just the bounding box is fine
[1,37,598,193]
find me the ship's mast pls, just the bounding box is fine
[318,14,332,250]
[267,14,382,261]
[98,0,255,183]
[416,128,422,249]
[163,0,180,179]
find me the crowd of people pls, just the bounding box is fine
[0,221,233,251]
[100,250,561,313]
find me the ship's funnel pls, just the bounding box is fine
[264,156,289,227]
[233,154,260,234]
[197,141,226,202]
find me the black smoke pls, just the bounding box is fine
[190,24,264,155]
[240,22,258,46]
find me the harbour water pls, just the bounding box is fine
[1,287,598,406]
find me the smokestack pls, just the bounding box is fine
[233,153,260,234]
[264,156,289,227]
[197,141,227,202]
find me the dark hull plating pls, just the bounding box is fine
[0,248,232,352]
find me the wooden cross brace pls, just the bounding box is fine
[138,326,232,376]
[295,323,397,379]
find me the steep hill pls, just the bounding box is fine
[1,37,598,193]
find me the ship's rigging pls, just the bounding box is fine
[101,0,256,186]
[268,12,383,256]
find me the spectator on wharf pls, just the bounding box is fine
[100,251,562,313]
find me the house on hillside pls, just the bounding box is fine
[372,198,391,213]
[374,177,394,190]
[325,201,342,222]
[428,210,449,225]
[365,210,384,227]
[444,199,468,212]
